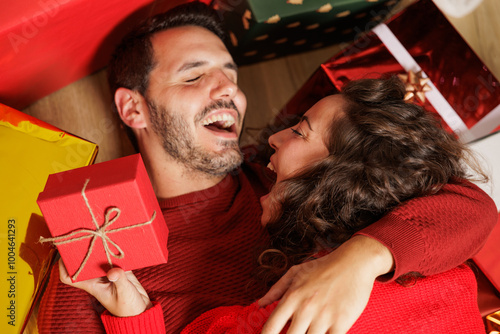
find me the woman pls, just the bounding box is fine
[63,77,487,333]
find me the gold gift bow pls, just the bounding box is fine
[40,178,156,281]
[398,70,432,103]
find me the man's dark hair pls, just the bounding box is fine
[107,2,227,150]
[108,2,226,99]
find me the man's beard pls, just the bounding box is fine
[147,99,244,177]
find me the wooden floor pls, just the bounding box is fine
[20,0,500,332]
[22,0,500,164]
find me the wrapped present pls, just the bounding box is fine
[0,0,210,109]
[270,0,500,144]
[0,103,98,334]
[486,309,500,333]
[37,154,169,283]
[213,0,401,65]
[469,131,500,308]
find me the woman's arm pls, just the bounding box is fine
[259,179,497,334]
[358,179,497,280]
[259,235,392,334]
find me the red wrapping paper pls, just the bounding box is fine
[474,209,500,292]
[37,154,168,282]
[0,0,210,109]
[274,0,500,143]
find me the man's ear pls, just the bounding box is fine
[115,88,148,129]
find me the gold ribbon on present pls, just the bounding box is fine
[487,309,500,333]
[40,178,156,281]
[372,23,474,142]
[397,70,432,103]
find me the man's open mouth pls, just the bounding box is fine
[202,113,236,133]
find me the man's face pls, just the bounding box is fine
[145,26,247,176]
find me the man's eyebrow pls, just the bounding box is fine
[225,62,238,72]
[177,61,238,73]
[177,61,207,73]
[300,116,313,131]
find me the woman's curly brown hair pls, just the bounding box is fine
[258,76,486,284]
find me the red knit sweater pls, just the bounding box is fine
[101,264,485,334]
[36,162,497,333]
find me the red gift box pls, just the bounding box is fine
[37,154,168,282]
[272,0,500,144]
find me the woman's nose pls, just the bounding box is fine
[268,128,287,150]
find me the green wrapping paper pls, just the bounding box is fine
[213,0,401,65]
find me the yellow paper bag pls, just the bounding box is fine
[0,103,98,333]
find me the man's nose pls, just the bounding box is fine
[210,71,237,100]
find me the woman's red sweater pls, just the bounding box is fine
[101,264,485,334]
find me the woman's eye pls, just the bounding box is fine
[291,128,303,137]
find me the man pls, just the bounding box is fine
[37,2,497,334]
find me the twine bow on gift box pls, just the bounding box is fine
[40,178,156,281]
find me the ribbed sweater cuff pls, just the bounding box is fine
[355,213,425,283]
[101,302,165,334]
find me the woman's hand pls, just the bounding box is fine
[258,235,394,334]
[58,258,152,317]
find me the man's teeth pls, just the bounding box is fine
[267,162,275,172]
[202,114,235,128]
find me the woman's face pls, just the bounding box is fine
[260,94,346,225]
